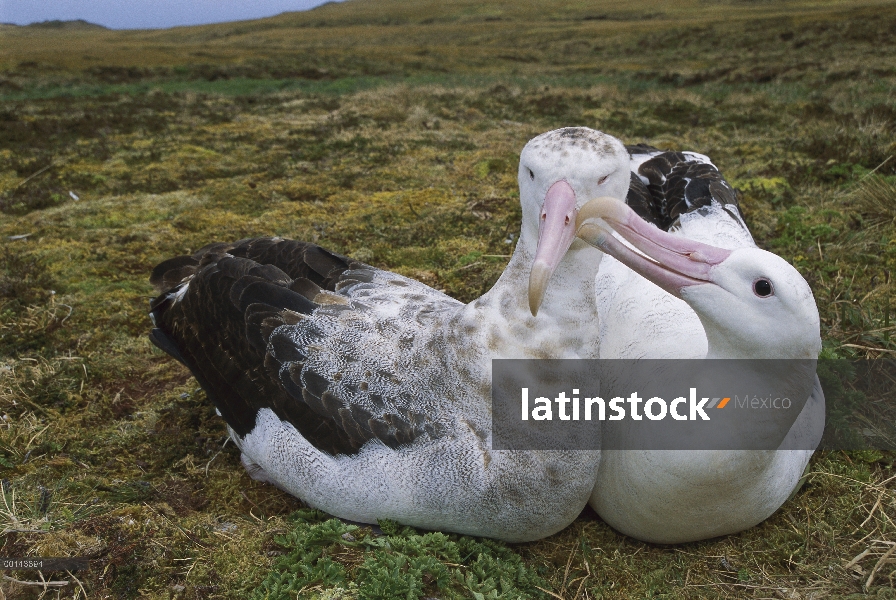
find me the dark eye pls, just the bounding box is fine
[753,278,773,297]
[598,175,609,185]
[528,168,535,180]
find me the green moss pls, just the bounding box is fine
[252,511,550,600]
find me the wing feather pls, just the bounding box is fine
[625,144,747,234]
[149,238,458,456]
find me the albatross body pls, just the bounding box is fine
[148,127,630,542]
[573,147,824,543]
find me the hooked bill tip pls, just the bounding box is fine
[575,222,610,250]
[528,261,551,317]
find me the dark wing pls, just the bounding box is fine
[625,144,747,233]
[149,238,453,456]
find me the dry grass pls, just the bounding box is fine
[852,175,896,228]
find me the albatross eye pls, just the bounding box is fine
[598,175,609,185]
[528,168,535,180]
[753,278,773,297]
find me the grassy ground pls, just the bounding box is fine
[1,0,895,597]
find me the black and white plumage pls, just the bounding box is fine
[624,144,747,235]
[148,127,633,542]
[149,240,447,456]
[573,146,824,544]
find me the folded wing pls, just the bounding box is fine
[149,238,460,456]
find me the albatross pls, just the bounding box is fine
[147,127,630,542]
[571,145,823,543]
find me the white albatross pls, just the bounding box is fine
[573,184,823,544]
[147,127,631,542]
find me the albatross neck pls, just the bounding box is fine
[457,232,603,359]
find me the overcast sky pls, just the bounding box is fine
[0,0,340,30]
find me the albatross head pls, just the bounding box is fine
[519,127,630,316]
[576,197,821,359]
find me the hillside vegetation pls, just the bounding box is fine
[1,0,895,598]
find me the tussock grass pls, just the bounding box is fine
[852,175,896,228]
[0,0,895,597]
